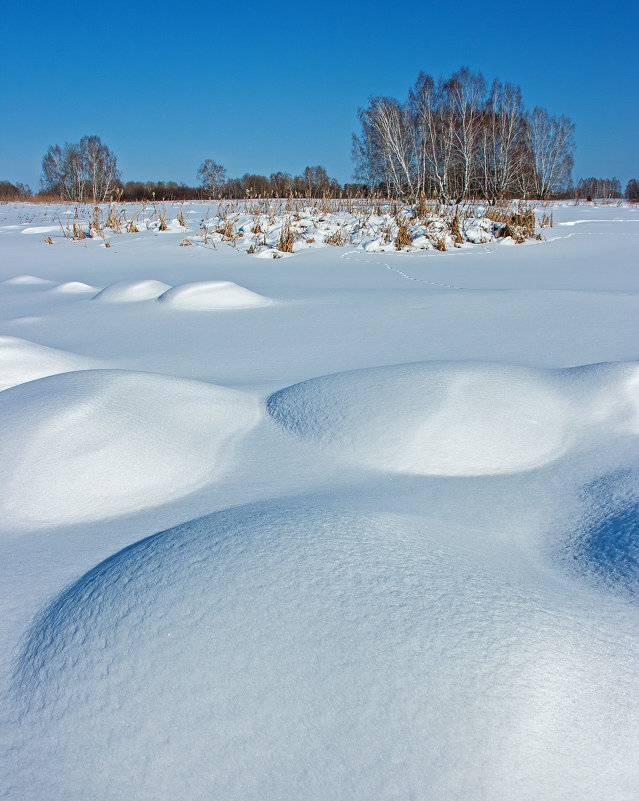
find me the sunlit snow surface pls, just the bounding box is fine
[1,201,639,800]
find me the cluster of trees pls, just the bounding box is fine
[353,67,576,201]
[41,136,120,202]
[115,165,347,201]
[575,177,622,200]
[196,161,344,199]
[0,181,32,201]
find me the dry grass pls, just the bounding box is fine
[394,219,412,250]
[539,210,554,228]
[217,218,238,244]
[180,238,192,247]
[325,226,348,246]
[30,197,545,257]
[198,223,216,247]
[434,234,447,251]
[485,201,536,243]
[105,202,126,233]
[448,209,463,244]
[90,206,105,238]
[72,219,86,241]
[278,220,295,253]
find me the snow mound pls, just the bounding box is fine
[157,280,271,310]
[1,274,55,286]
[267,361,639,476]
[0,370,260,528]
[92,279,172,302]
[0,335,93,391]
[11,497,639,800]
[565,469,639,599]
[20,226,60,235]
[50,281,95,293]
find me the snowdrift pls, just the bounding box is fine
[1,274,56,287]
[568,470,639,598]
[0,335,94,391]
[267,361,639,476]
[0,370,260,528]
[49,281,95,293]
[11,494,639,800]
[92,279,172,302]
[157,281,271,310]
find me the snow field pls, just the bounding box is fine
[0,200,638,801]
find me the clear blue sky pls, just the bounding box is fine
[1,0,637,190]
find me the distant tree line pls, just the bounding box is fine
[109,174,639,202]
[352,67,577,201]
[1,117,638,203]
[114,166,356,201]
[0,181,32,201]
[575,177,622,200]
[195,161,348,199]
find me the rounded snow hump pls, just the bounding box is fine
[157,280,271,310]
[0,369,261,527]
[267,360,639,476]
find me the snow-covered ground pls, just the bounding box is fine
[0,200,638,800]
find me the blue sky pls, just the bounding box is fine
[1,0,637,189]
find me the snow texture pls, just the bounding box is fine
[0,335,93,391]
[11,492,639,801]
[0,370,260,527]
[1,200,638,801]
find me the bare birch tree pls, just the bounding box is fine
[446,68,485,202]
[41,136,119,202]
[409,72,455,203]
[354,68,574,201]
[197,160,228,198]
[481,80,528,199]
[358,97,416,198]
[81,136,119,202]
[527,108,575,198]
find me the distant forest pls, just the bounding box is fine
[2,173,636,204]
[1,67,637,204]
